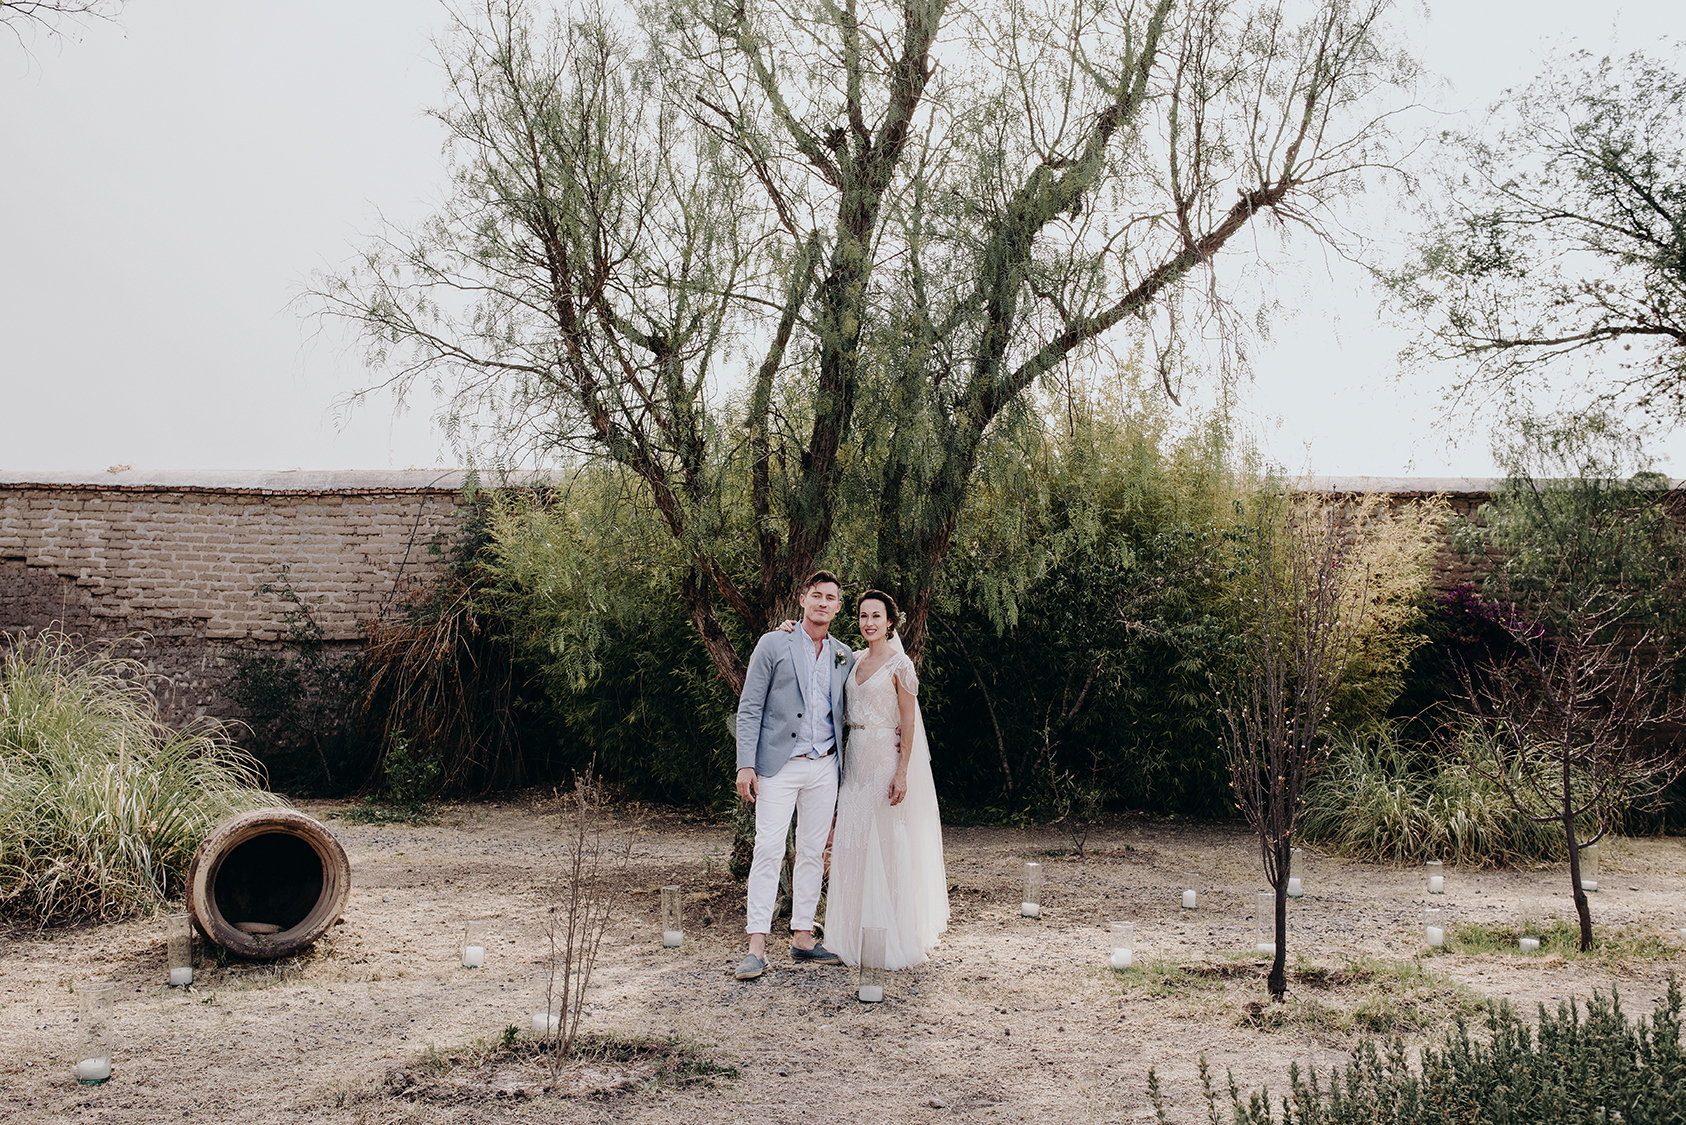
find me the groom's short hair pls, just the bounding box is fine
[803,570,841,592]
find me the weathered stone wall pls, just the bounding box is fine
[0,470,468,726]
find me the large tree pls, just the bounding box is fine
[321,0,1412,693]
[1389,49,1686,421]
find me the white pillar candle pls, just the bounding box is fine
[1427,875,1444,894]
[169,967,193,987]
[75,1057,111,1082]
[662,930,683,948]
[1255,942,1276,957]
[1110,947,1133,970]
[1519,937,1540,952]
[462,945,485,968]
[1182,890,1197,910]
[1425,925,1445,948]
[1286,877,1303,898]
[858,984,884,1002]
[1021,902,1040,917]
[1581,879,1598,892]
[532,1011,560,1035]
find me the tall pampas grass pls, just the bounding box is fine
[0,631,281,925]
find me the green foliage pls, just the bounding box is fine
[1156,979,1686,1125]
[0,631,281,924]
[485,482,739,807]
[227,565,369,794]
[1465,407,1685,638]
[1299,723,1565,866]
[929,374,1251,817]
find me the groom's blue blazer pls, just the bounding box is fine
[735,626,855,778]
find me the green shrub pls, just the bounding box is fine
[1299,723,1563,866]
[0,632,281,924]
[1153,978,1686,1125]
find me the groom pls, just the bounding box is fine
[732,570,852,980]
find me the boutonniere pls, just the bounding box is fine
[833,646,848,669]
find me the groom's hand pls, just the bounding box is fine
[736,767,759,803]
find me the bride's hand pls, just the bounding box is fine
[888,769,908,806]
[776,619,797,632]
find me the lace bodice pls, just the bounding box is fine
[846,651,918,729]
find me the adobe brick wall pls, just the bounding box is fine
[0,471,1522,730]
[0,470,469,726]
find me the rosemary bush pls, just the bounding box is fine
[1153,979,1686,1124]
[0,632,280,924]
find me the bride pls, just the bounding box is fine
[826,590,949,969]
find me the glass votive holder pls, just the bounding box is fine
[1286,848,1304,898]
[1424,907,1446,949]
[1254,892,1276,957]
[530,972,562,1039]
[1021,862,1043,918]
[166,912,193,987]
[859,927,887,1002]
[1425,859,1445,895]
[1518,898,1542,952]
[661,884,683,948]
[1181,872,1199,911]
[1108,921,1134,970]
[74,981,116,1083]
[1579,843,1599,892]
[461,920,486,968]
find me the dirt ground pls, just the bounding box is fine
[3,799,1684,1124]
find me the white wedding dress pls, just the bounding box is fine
[826,649,949,969]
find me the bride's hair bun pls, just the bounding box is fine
[857,589,899,637]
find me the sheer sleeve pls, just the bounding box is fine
[890,652,919,697]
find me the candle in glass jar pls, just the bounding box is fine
[663,930,683,948]
[1108,921,1134,970]
[1519,937,1540,952]
[532,1010,560,1035]
[75,1057,111,1083]
[1020,902,1040,917]
[1424,907,1446,948]
[1286,877,1303,897]
[858,983,884,1002]
[169,967,193,987]
[1428,875,1444,894]
[1182,889,1197,910]
[462,920,487,968]
[1255,942,1276,957]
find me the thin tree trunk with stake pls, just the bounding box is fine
[1219,492,1368,1001]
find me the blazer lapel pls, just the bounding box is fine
[788,624,811,707]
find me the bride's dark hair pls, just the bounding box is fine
[857,589,899,637]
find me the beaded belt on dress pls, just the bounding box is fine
[845,722,896,731]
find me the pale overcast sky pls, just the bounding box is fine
[2,1,1682,476]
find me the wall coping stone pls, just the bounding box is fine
[3,471,1677,499]
[0,470,472,495]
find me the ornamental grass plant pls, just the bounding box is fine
[0,631,280,925]
[1299,722,1563,866]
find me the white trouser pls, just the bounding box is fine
[745,754,838,936]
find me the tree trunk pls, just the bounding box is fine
[1269,837,1290,1001]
